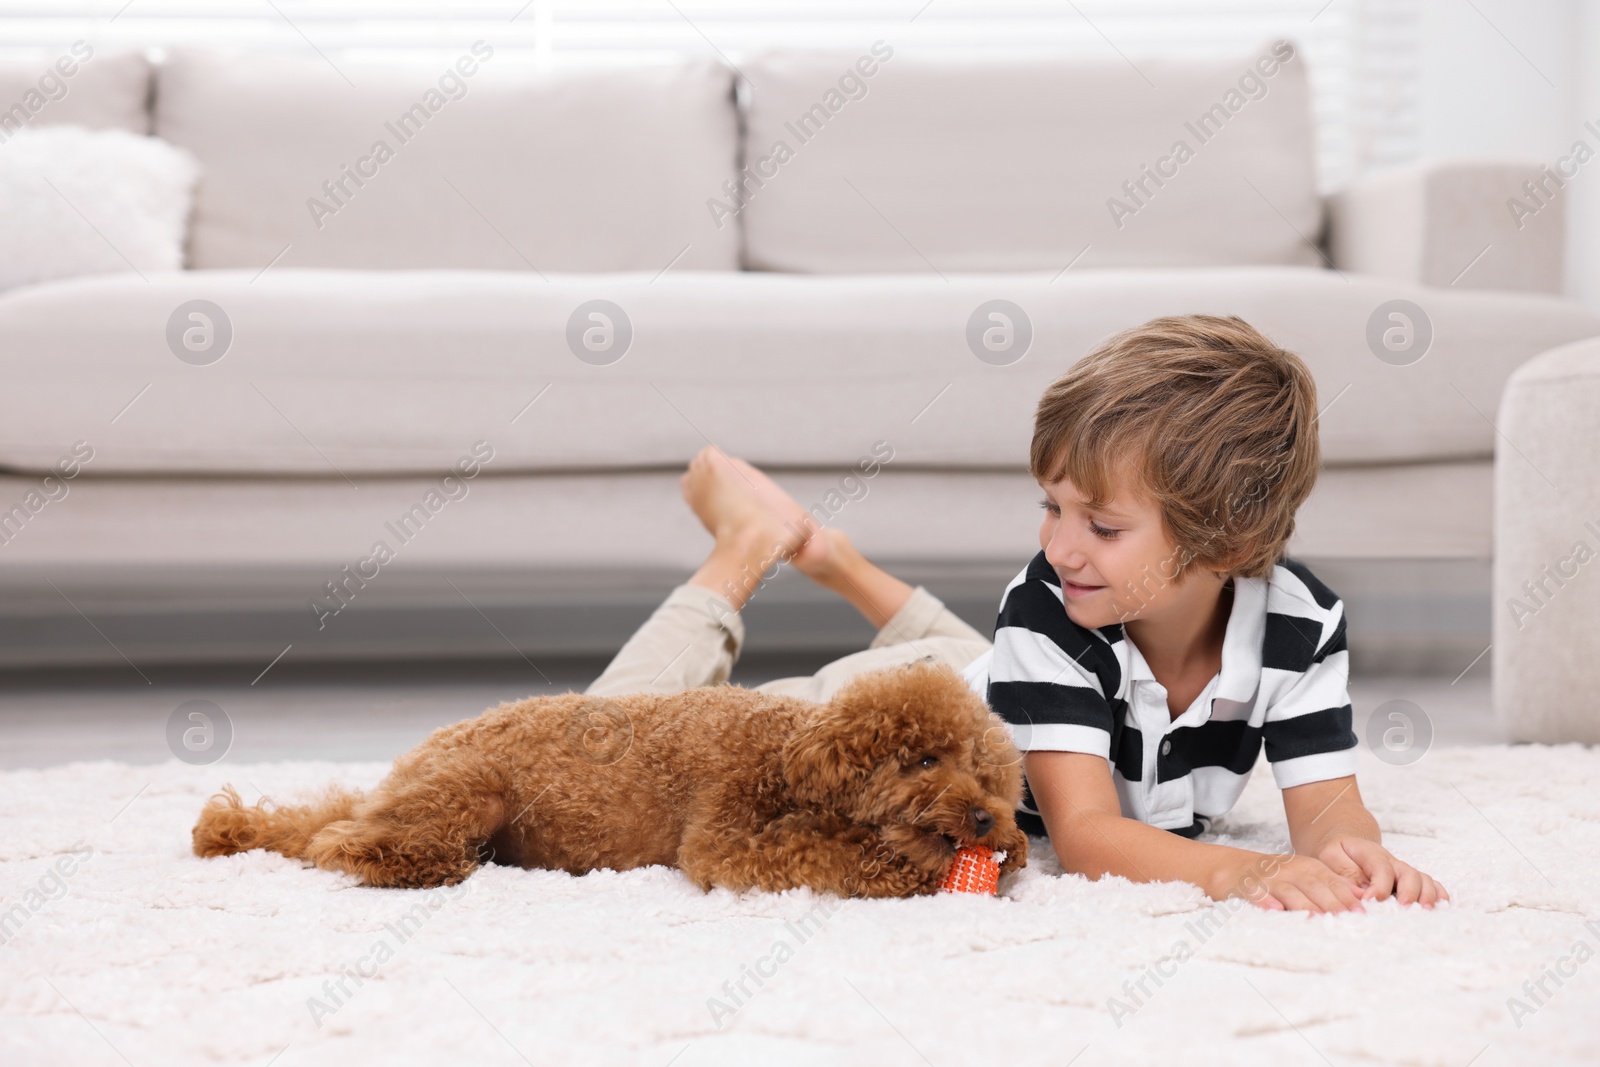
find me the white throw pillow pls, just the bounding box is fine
[0,124,198,291]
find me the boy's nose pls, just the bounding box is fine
[1044,531,1087,571]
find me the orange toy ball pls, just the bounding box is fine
[939,846,1003,895]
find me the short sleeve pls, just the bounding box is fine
[985,577,1117,758]
[1262,605,1359,788]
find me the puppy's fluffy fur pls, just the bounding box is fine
[192,663,1029,897]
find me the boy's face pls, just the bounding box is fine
[1036,469,1200,627]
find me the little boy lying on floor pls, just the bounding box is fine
[588,313,1448,913]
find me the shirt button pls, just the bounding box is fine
[1160,739,1172,756]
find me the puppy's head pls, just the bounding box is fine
[780,661,1028,882]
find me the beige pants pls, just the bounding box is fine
[586,583,993,703]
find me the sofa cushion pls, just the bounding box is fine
[153,49,738,272]
[0,47,150,138]
[735,43,1321,273]
[3,267,1596,477]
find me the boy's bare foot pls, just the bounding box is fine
[680,447,795,546]
[720,463,896,604]
[724,457,913,627]
[723,456,832,575]
[782,525,848,584]
[679,447,915,627]
[681,447,807,611]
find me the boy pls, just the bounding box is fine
[963,314,1447,913]
[587,314,1446,913]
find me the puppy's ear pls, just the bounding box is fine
[973,716,1026,809]
[780,703,880,807]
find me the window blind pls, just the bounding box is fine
[0,0,1422,190]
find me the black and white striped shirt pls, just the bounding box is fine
[961,551,1357,838]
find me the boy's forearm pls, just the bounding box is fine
[1044,807,1267,901]
[1288,797,1380,856]
[1281,776,1381,856]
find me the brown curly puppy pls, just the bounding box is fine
[192,662,1029,898]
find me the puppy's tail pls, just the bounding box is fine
[192,784,363,860]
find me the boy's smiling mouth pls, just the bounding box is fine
[1061,578,1105,597]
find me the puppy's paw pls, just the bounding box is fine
[994,825,1029,873]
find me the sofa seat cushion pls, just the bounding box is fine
[738,44,1318,272]
[153,50,738,272]
[1,266,1595,475]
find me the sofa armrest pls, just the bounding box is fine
[1325,159,1564,293]
[1493,335,1600,742]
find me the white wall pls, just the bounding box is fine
[1569,0,1600,310]
[1414,0,1599,308]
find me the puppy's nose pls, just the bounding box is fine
[970,807,994,837]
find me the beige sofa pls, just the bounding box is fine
[1,43,1594,671]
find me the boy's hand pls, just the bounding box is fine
[1282,776,1449,910]
[1314,836,1450,908]
[1216,852,1368,914]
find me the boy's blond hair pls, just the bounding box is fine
[1030,314,1319,582]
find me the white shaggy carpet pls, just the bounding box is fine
[2,745,1598,1067]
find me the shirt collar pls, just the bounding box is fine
[1214,575,1267,705]
[1115,574,1268,709]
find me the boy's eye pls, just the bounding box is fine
[1040,497,1116,537]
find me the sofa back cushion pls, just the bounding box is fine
[153,49,739,271]
[0,48,150,138]
[736,42,1320,273]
